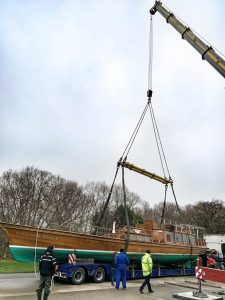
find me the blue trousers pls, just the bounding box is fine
[111,267,116,285]
[115,265,127,289]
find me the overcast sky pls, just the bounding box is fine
[0,0,224,207]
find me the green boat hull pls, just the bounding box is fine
[9,245,196,268]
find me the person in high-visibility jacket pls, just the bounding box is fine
[139,250,154,294]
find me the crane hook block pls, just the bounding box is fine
[147,90,153,98]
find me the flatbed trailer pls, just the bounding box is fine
[55,262,195,285]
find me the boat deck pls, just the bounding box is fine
[0,274,225,300]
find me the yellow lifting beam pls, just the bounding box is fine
[118,161,173,185]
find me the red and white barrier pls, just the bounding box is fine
[195,258,225,284]
[68,253,76,264]
[195,266,203,280]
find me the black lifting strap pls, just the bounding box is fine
[122,166,130,253]
[160,184,168,227]
[95,158,121,232]
[170,182,181,214]
[160,182,181,227]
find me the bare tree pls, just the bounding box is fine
[0,167,89,231]
[184,199,225,234]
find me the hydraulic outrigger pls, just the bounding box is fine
[150,1,225,78]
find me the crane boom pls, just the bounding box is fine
[150,1,225,78]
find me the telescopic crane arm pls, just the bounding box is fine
[150,1,225,78]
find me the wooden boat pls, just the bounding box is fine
[0,219,207,267]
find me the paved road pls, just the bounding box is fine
[0,274,224,300]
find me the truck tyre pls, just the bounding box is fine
[93,267,105,283]
[71,267,86,285]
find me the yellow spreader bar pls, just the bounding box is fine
[119,161,173,185]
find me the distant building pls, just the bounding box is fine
[205,234,225,256]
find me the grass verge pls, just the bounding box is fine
[0,260,38,273]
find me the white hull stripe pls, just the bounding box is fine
[9,245,196,256]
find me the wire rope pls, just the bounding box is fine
[121,103,149,159]
[99,6,181,230]
[170,183,181,214]
[148,100,166,178]
[148,101,171,179]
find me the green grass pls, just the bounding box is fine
[0,260,38,273]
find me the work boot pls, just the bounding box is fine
[43,293,49,300]
[36,290,42,300]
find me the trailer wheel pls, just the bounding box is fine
[71,267,86,285]
[93,267,105,283]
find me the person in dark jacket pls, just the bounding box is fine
[36,245,57,300]
[198,250,208,267]
[115,248,129,290]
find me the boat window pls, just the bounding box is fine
[129,233,137,241]
[166,232,174,243]
[182,234,189,245]
[175,232,183,244]
[137,235,146,242]
[144,236,151,242]
[188,235,196,246]
[167,234,171,242]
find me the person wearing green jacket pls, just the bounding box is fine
[139,250,154,294]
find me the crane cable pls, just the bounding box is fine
[122,15,154,251]
[148,99,167,179]
[98,13,180,236]
[147,15,180,220]
[122,103,149,160]
[148,98,180,221]
[96,101,149,230]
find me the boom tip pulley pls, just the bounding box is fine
[150,1,162,15]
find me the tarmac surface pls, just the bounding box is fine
[0,274,225,300]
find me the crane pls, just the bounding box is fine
[97,1,224,235]
[150,1,225,78]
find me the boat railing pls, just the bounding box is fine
[88,225,154,241]
[81,225,115,237]
[77,223,206,246]
[160,218,206,235]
